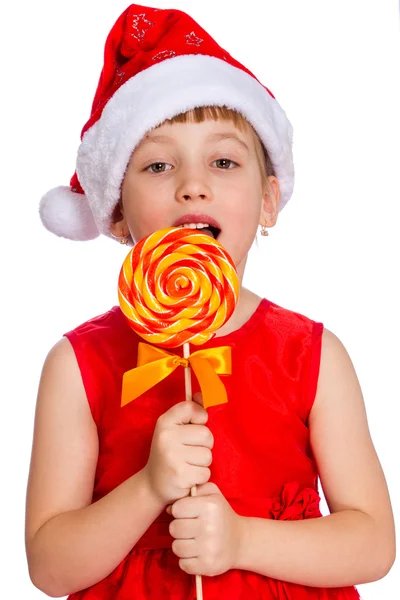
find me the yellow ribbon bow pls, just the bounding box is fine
[121,342,232,409]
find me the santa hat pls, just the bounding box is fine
[39,3,294,242]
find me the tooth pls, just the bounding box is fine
[179,223,213,229]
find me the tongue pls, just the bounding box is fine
[200,228,215,238]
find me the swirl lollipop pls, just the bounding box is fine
[118,227,239,600]
[118,226,239,348]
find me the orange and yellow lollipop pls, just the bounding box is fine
[118,227,239,348]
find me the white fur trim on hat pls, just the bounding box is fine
[39,186,99,241]
[77,54,294,240]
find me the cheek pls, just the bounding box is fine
[122,176,147,214]
[222,171,262,204]
[121,183,173,241]
[227,187,262,223]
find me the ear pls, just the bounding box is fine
[260,176,280,228]
[109,201,130,239]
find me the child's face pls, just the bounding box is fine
[115,118,279,275]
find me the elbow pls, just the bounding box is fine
[375,546,396,581]
[365,532,396,583]
[376,523,397,581]
[366,555,396,584]
[29,568,67,598]
[26,529,77,598]
[354,509,396,584]
[27,555,71,598]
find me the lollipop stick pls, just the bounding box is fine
[183,342,193,403]
[183,343,196,501]
[183,342,204,600]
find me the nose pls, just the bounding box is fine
[175,167,213,204]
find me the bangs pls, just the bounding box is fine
[165,105,250,132]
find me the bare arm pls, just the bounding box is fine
[235,328,396,586]
[25,338,165,597]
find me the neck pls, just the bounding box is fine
[214,286,262,338]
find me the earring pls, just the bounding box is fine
[119,235,129,245]
[260,224,269,236]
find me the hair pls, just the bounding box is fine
[112,105,276,224]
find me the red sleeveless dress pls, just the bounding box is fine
[64,298,360,599]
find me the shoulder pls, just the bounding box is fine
[320,326,349,359]
[41,336,88,396]
[35,337,94,438]
[312,326,360,418]
[310,324,368,453]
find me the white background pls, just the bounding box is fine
[1,0,399,598]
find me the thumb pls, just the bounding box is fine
[195,482,221,497]
[192,392,204,407]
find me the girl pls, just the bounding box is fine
[26,3,395,599]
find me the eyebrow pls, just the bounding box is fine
[139,134,174,146]
[138,132,250,152]
[208,133,250,152]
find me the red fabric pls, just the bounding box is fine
[64,298,360,599]
[86,4,275,135]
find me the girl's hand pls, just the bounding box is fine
[143,398,214,505]
[168,482,244,577]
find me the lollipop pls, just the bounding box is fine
[118,227,239,348]
[118,226,239,600]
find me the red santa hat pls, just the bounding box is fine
[39,3,294,241]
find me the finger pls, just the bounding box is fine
[180,424,214,448]
[192,392,204,407]
[189,465,211,487]
[179,557,200,575]
[195,482,221,497]
[171,496,203,519]
[165,401,208,425]
[184,445,212,467]
[172,538,197,559]
[169,517,200,540]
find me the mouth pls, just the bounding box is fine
[172,215,222,240]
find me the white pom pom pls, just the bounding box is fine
[39,186,100,241]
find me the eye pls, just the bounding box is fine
[213,158,238,169]
[145,162,172,173]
